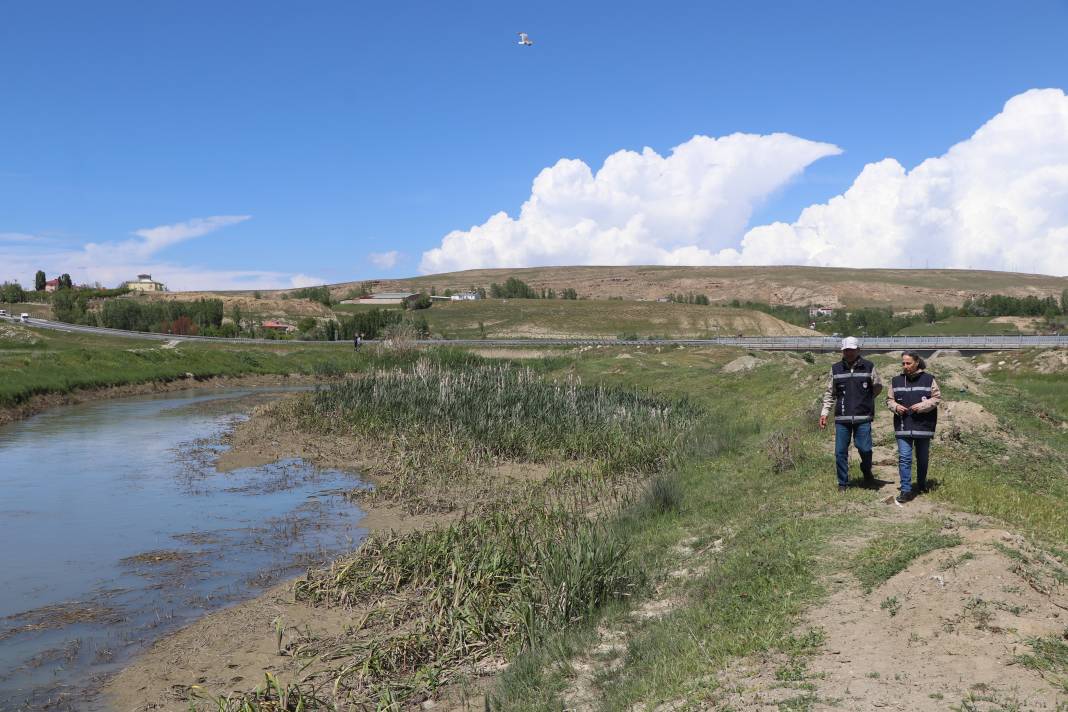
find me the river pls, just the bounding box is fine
[0,388,368,710]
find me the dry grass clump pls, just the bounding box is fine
[286,502,637,704]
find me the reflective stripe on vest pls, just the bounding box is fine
[895,430,936,438]
[833,372,872,380]
[836,415,874,422]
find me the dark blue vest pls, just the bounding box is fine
[831,357,876,423]
[892,371,938,439]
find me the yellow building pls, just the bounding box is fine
[125,274,167,292]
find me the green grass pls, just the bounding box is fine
[390,298,809,339]
[0,324,464,409]
[851,520,962,592]
[896,316,1023,336]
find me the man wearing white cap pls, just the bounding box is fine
[819,336,883,492]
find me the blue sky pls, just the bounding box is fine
[3,1,1068,288]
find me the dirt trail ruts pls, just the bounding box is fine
[713,503,1068,711]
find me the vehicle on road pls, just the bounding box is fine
[0,309,8,317]
[19,313,30,322]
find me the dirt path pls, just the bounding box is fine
[713,493,1068,711]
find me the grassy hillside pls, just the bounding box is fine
[381,299,816,338]
[332,265,1067,309]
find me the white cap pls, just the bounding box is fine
[840,336,859,350]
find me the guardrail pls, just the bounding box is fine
[4,316,1066,350]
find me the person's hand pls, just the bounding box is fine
[819,415,828,429]
[909,403,924,412]
[894,403,908,415]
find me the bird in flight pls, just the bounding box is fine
[517,32,534,46]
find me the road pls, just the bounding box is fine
[4,316,1066,351]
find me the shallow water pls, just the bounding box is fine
[0,388,368,710]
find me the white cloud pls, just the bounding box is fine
[420,89,1068,276]
[289,273,329,288]
[0,232,43,243]
[420,133,842,273]
[728,89,1068,274]
[127,215,251,257]
[0,215,319,291]
[369,250,401,269]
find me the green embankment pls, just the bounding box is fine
[897,315,1025,336]
[0,324,362,408]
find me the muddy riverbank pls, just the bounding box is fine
[0,373,326,429]
[101,397,465,711]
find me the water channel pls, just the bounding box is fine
[0,387,369,710]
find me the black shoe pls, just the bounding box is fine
[915,482,929,494]
[895,491,915,504]
[838,485,848,493]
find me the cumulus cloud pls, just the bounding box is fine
[0,215,318,291]
[369,250,401,269]
[727,89,1068,274]
[421,89,1068,276]
[420,133,842,273]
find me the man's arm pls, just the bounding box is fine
[870,365,884,397]
[819,372,834,428]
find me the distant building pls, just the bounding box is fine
[125,274,167,293]
[261,320,295,332]
[809,306,835,318]
[355,292,419,306]
[44,278,61,293]
[450,291,481,301]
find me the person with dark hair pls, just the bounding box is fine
[886,351,942,503]
[354,332,363,352]
[819,336,883,492]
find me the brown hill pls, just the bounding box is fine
[329,266,1067,309]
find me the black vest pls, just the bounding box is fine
[831,357,876,423]
[892,371,938,439]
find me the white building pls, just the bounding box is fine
[354,292,418,306]
[450,291,481,301]
[125,274,167,292]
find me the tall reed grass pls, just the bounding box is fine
[306,359,698,474]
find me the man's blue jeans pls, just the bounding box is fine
[896,436,930,494]
[835,421,873,486]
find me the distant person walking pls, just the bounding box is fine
[353,332,362,352]
[886,351,942,503]
[819,336,883,491]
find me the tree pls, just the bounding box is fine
[1061,288,1068,314]
[35,270,46,292]
[1,281,26,303]
[923,303,938,323]
[59,273,73,289]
